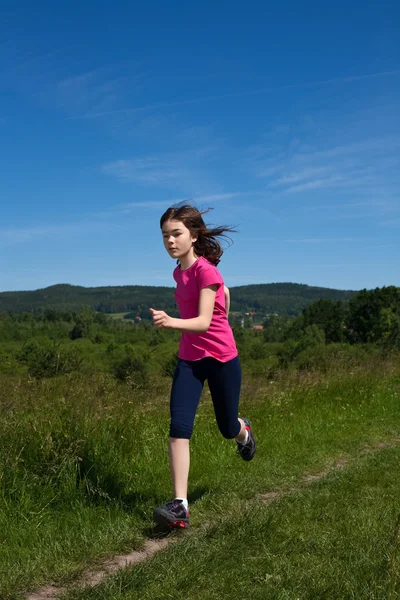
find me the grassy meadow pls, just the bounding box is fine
[0,353,400,599]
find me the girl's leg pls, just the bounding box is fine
[208,356,256,460]
[208,357,256,461]
[168,359,205,499]
[235,418,248,443]
[207,356,242,439]
[169,438,190,499]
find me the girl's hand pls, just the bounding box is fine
[150,308,173,329]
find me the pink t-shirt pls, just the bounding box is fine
[173,256,238,362]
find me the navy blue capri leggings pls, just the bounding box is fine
[169,356,242,440]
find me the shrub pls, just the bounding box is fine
[249,340,268,360]
[113,354,149,387]
[162,352,178,378]
[17,339,83,378]
[294,343,380,372]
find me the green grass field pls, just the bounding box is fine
[1,358,399,599]
[106,313,131,320]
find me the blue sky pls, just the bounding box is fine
[1,0,399,293]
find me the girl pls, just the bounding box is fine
[150,204,256,529]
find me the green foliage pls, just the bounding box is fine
[148,329,168,347]
[262,315,291,342]
[294,342,378,372]
[17,338,83,378]
[112,351,150,387]
[277,325,326,368]
[0,347,25,375]
[162,352,179,378]
[380,307,400,349]
[0,285,399,382]
[0,282,356,317]
[276,339,301,368]
[301,298,345,342]
[249,340,268,360]
[229,282,355,316]
[0,359,399,597]
[69,307,94,340]
[346,286,400,346]
[0,283,177,314]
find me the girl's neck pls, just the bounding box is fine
[179,249,199,271]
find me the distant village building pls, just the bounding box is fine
[252,325,264,330]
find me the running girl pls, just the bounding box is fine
[150,204,256,529]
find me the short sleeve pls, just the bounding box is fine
[196,260,223,291]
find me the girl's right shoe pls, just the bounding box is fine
[153,499,190,529]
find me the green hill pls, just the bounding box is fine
[0,282,356,317]
[228,282,356,316]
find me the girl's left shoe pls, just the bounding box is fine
[153,499,190,528]
[237,417,256,461]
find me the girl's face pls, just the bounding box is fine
[161,219,197,260]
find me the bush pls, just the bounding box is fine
[277,340,300,369]
[246,354,280,379]
[277,326,325,369]
[113,354,149,387]
[294,343,380,372]
[162,352,178,378]
[17,339,83,378]
[0,347,25,375]
[249,340,268,360]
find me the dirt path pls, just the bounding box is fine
[27,539,172,600]
[26,438,399,600]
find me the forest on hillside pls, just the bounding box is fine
[0,286,398,382]
[0,282,356,317]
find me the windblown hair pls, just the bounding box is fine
[160,203,236,265]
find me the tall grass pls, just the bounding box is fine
[65,445,400,600]
[0,355,399,598]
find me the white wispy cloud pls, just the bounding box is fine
[284,175,352,193]
[294,136,400,162]
[0,221,123,248]
[53,67,143,117]
[101,146,221,191]
[118,200,177,210]
[269,167,331,186]
[2,49,144,118]
[70,69,400,119]
[304,198,400,212]
[284,237,360,243]
[250,134,400,200]
[102,156,184,184]
[118,192,243,212]
[381,218,400,227]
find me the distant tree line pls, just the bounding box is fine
[260,286,400,369]
[0,282,356,317]
[0,286,398,382]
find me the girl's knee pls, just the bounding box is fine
[169,424,193,439]
[218,420,241,439]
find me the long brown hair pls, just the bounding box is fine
[160,203,236,265]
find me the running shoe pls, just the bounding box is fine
[237,417,256,461]
[153,499,190,529]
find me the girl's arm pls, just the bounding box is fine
[224,285,230,317]
[150,285,218,333]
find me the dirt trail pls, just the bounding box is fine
[26,437,399,600]
[27,539,171,600]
